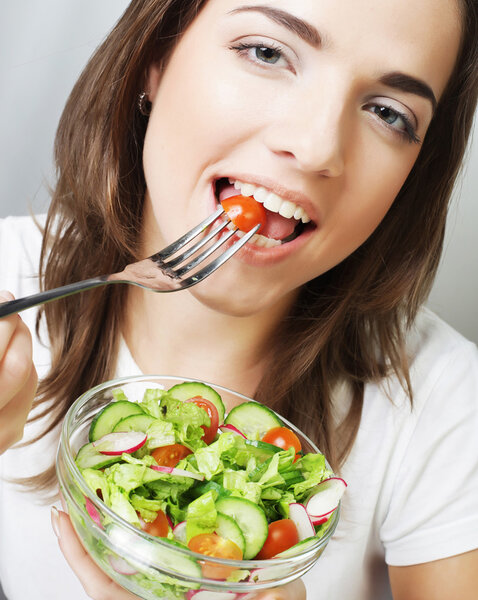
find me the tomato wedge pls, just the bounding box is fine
[221,195,266,233]
[255,519,299,559]
[188,396,219,444]
[152,444,192,467]
[142,509,169,537]
[188,533,243,580]
[261,426,302,462]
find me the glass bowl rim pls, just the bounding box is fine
[58,374,340,571]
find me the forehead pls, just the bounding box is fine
[199,0,462,99]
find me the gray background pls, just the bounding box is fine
[0,3,476,599]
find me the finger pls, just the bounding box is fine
[0,318,34,409]
[0,364,37,453]
[252,579,306,600]
[0,291,20,357]
[53,509,139,600]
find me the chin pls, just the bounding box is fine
[187,267,278,318]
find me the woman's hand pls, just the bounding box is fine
[0,291,37,454]
[52,507,140,599]
[51,507,306,600]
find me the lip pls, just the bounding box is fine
[212,173,320,225]
[206,176,318,267]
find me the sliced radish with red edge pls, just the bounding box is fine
[173,521,187,544]
[288,503,315,540]
[92,431,147,455]
[108,554,138,576]
[85,497,103,529]
[218,424,247,438]
[305,477,347,520]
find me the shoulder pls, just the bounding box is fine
[0,214,46,294]
[404,307,478,404]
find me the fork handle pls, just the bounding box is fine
[0,276,109,318]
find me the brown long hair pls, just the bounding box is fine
[20,0,478,494]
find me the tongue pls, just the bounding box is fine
[218,184,296,240]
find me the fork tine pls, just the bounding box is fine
[153,206,225,261]
[174,227,239,277]
[164,217,233,269]
[177,223,261,287]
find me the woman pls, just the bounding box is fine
[0,0,477,598]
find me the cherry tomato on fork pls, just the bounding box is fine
[221,195,267,233]
[261,427,302,462]
[187,396,219,444]
[151,443,192,467]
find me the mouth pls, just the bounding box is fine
[214,177,316,248]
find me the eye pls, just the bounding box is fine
[229,40,293,72]
[254,45,281,64]
[365,103,420,144]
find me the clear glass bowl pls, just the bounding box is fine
[56,375,340,600]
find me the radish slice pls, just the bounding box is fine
[173,521,187,544]
[92,431,147,455]
[108,554,138,576]
[309,508,336,526]
[288,503,315,540]
[85,497,103,529]
[150,465,204,481]
[186,592,241,600]
[305,477,347,519]
[218,424,247,438]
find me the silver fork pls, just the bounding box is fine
[0,207,258,318]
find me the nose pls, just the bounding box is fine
[263,85,347,178]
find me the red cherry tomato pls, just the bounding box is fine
[142,509,169,537]
[152,444,192,467]
[188,396,219,444]
[255,519,300,559]
[221,195,266,233]
[261,426,302,462]
[188,533,243,579]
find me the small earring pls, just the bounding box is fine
[138,91,152,116]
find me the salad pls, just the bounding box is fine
[74,380,346,597]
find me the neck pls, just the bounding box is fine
[122,285,294,399]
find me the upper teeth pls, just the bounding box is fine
[231,179,311,224]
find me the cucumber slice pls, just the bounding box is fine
[188,480,231,500]
[243,439,281,463]
[168,381,226,423]
[107,524,202,580]
[112,414,156,433]
[215,497,268,559]
[215,512,246,555]
[75,442,123,470]
[89,401,145,442]
[274,536,318,558]
[224,401,283,440]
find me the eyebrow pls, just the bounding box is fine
[378,72,437,111]
[229,6,438,111]
[228,5,323,48]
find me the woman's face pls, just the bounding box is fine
[142,0,461,316]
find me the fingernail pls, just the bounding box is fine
[0,290,14,302]
[51,506,61,538]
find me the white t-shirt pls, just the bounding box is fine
[1,215,478,600]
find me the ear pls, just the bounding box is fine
[146,62,163,102]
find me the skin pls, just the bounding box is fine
[0,291,37,455]
[0,0,474,597]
